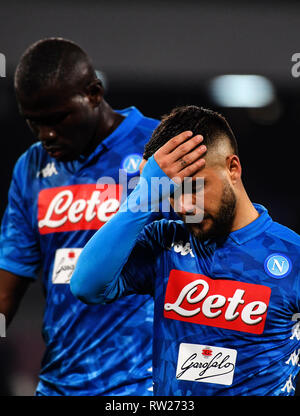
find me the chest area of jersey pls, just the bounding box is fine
[160,241,293,335]
[34,150,144,235]
[163,269,271,335]
[37,183,123,234]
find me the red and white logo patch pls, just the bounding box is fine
[38,184,122,234]
[52,248,82,284]
[164,270,271,334]
[176,343,237,385]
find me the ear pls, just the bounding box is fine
[226,155,241,185]
[86,80,104,107]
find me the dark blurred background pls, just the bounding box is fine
[1,0,300,395]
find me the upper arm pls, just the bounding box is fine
[0,156,41,279]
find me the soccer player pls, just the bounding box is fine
[0,37,160,395]
[71,105,300,396]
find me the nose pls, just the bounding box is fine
[174,194,197,216]
[37,126,57,145]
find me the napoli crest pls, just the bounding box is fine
[122,154,142,174]
[264,253,292,279]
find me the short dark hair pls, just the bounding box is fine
[14,37,97,95]
[143,105,238,160]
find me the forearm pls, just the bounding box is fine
[70,155,177,304]
[0,270,30,326]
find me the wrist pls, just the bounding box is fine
[120,155,179,214]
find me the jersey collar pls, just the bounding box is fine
[228,203,273,245]
[199,203,272,248]
[100,106,144,150]
[59,106,143,172]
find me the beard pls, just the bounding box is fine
[183,181,237,243]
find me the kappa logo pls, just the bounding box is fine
[264,253,292,279]
[37,162,58,178]
[281,374,296,394]
[171,241,195,258]
[122,154,142,174]
[290,313,300,341]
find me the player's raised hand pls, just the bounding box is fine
[153,131,206,183]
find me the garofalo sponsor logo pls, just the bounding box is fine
[176,343,237,385]
[52,248,82,284]
[164,270,271,334]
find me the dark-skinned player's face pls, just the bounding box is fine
[16,82,101,162]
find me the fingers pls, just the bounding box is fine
[157,131,194,155]
[176,143,207,171]
[168,134,204,163]
[153,131,207,182]
[177,158,206,181]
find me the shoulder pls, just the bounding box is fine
[123,106,159,133]
[266,221,300,247]
[136,114,160,131]
[135,118,160,142]
[248,204,300,254]
[262,221,300,275]
[14,142,48,176]
[260,221,300,283]
[265,221,300,254]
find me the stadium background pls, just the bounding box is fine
[0,0,300,395]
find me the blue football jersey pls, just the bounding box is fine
[0,107,159,396]
[117,204,300,396]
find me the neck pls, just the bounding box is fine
[84,100,125,156]
[231,187,259,232]
[97,100,125,140]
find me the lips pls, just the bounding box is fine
[50,150,64,158]
[43,146,64,158]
